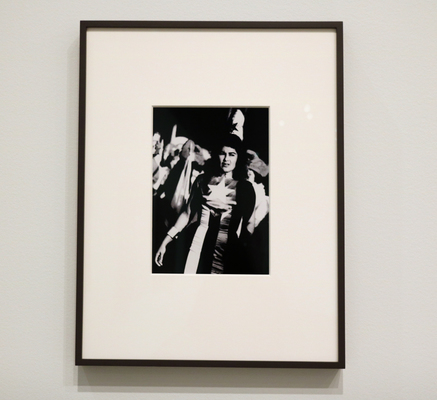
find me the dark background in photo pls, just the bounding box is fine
[153,107,269,164]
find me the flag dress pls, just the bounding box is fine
[169,174,256,274]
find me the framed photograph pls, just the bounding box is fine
[76,21,344,368]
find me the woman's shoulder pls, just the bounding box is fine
[192,172,206,185]
[237,179,255,194]
[192,172,212,193]
[236,179,256,211]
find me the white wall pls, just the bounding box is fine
[1,1,436,399]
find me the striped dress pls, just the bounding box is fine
[179,174,255,274]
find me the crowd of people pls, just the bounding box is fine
[152,108,269,274]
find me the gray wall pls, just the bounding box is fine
[1,1,436,399]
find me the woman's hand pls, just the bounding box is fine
[205,197,235,212]
[155,244,167,267]
[154,233,174,267]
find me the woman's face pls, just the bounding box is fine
[219,146,238,173]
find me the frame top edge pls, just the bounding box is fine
[80,20,343,30]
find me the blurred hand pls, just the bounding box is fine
[155,244,167,267]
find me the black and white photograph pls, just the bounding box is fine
[152,107,269,274]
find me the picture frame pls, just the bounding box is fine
[76,21,345,368]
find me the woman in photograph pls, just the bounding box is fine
[154,134,256,274]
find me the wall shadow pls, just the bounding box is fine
[63,35,80,389]
[78,366,342,394]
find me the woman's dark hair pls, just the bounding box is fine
[205,134,247,180]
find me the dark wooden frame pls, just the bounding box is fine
[76,20,345,368]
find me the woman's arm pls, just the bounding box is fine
[154,204,192,267]
[154,175,203,266]
[238,180,256,238]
